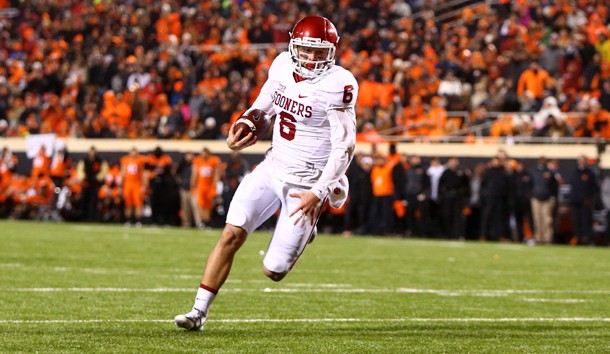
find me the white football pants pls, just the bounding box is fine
[226,159,321,274]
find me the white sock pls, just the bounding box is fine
[193,286,216,313]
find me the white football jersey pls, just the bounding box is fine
[251,52,359,186]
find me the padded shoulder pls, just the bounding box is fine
[267,52,292,81]
[318,67,359,109]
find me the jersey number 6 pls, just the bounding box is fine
[279,111,297,141]
[342,85,354,103]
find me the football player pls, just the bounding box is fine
[175,15,358,331]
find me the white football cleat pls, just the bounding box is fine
[174,309,207,331]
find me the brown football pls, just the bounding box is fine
[233,109,271,141]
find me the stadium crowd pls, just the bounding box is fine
[1,144,609,246]
[0,1,609,141]
[1,1,610,245]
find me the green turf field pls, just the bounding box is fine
[1,220,609,353]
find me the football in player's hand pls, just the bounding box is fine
[233,109,271,141]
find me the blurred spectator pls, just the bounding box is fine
[501,79,522,112]
[345,154,374,235]
[470,82,489,111]
[1,147,18,189]
[600,80,610,111]
[221,150,250,218]
[533,115,573,140]
[600,172,610,245]
[530,157,559,245]
[511,160,534,243]
[77,147,107,222]
[20,174,55,220]
[49,148,71,189]
[517,61,551,108]
[404,155,431,237]
[370,153,396,235]
[585,99,610,138]
[148,146,177,225]
[568,155,599,245]
[559,46,583,93]
[426,96,449,136]
[465,163,485,239]
[427,157,445,205]
[98,161,123,223]
[176,151,198,228]
[438,157,469,239]
[540,33,562,77]
[426,157,445,237]
[31,145,51,178]
[480,157,511,241]
[533,96,567,130]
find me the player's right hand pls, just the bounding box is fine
[226,123,256,150]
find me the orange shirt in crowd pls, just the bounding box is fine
[147,154,172,171]
[357,78,377,108]
[400,96,425,128]
[25,175,55,206]
[0,153,18,191]
[98,164,122,199]
[50,153,71,179]
[40,100,64,134]
[147,153,173,180]
[64,167,83,195]
[371,156,395,197]
[31,148,51,177]
[517,68,550,98]
[586,108,610,138]
[426,99,448,136]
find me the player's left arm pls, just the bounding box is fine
[310,72,358,201]
[289,107,356,226]
[290,73,358,225]
[309,107,356,200]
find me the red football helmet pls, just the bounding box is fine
[289,16,339,79]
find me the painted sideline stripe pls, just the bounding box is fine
[3,288,610,295]
[1,318,609,324]
[522,298,591,303]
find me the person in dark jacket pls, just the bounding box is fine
[392,154,408,235]
[568,155,599,245]
[404,155,431,237]
[438,157,470,239]
[530,157,559,244]
[77,146,107,222]
[345,154,374,235]
[480,157,511,241]
[511,160,534,242]
[222,151,250,217]
[176,151,198,228]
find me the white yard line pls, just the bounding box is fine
[2,287,609,296]
[71,225,166,234]
[1,318,609,324]
[0,263,22,268]
[522,298,591,303]
[11,263,610,278]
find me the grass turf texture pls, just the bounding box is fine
[0,221,609,353]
